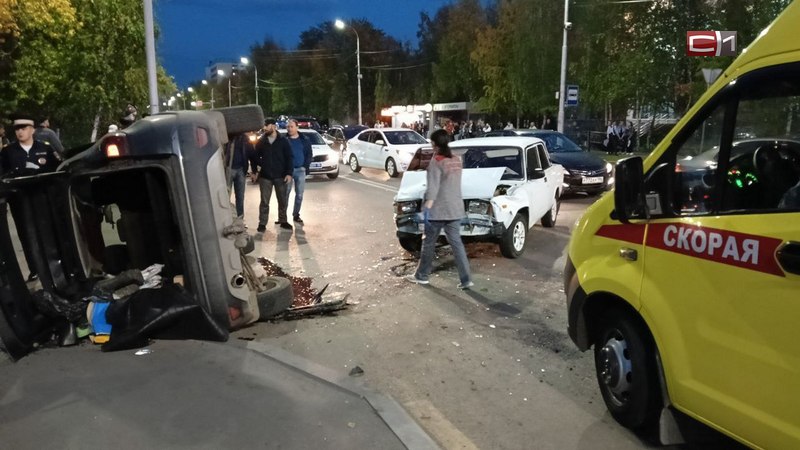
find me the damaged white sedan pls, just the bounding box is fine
[393,137,565,258]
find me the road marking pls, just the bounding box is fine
[341,175,399,193]
[404,399,478,450]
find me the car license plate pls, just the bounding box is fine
[310,162,322,169]
[582,176,603,184]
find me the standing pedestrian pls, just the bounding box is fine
[227,132,256,219]
[285,119,312,225]
[406,129,473,289]
[252,118,293,232]
[1,114,62,281]
[33,116,65,157]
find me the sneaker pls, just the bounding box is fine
[293,216,304,224]
[256,224,266,232]
[405,275,429,285]
[280,222,293,230]
[457,281,475,290]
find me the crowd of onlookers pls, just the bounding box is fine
[391,116,559,141]
[604,120,636,155]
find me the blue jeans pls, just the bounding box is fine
[230,168,246,217]
[286,167,306,218]
[415,220,472,285]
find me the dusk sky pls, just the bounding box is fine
[155,0,464,87]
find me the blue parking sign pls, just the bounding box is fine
[566,85,579,106]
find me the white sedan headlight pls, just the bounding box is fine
[395,201,419,214]
[606,162,613,174]
[466,200,492,215]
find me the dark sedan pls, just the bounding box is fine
[485,129,613,194]
[323,125,368,162]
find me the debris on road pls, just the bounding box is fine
[349,366,365,377]
[258,258,349,318]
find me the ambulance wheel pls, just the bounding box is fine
[349,154,361,172]
[594,310,661,430]
[500,214,526,258]
[541,196,559,228]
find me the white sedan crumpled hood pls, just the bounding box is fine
[396,167,505,201]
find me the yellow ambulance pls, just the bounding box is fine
[564,3,800,449]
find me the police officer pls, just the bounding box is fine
[1,114,61,282]
[2,114,61,176]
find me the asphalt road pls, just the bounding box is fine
[240,164,653,449]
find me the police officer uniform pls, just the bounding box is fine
[2,114,60,282]
[1,133,60,176]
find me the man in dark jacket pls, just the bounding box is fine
[251,118,293,231]
[226,133,255,218]
[33,116,65,157]
[285,119,313,224]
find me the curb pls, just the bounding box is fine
[244,341,440,450]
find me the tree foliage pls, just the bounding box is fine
[1,0,174,147]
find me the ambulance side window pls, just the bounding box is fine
[671,104,726,215]
[721,72,800,212]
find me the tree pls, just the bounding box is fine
[1,0,174,146]
[430,0,487,102]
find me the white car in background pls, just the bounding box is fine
[393,137,565,258]
[279,129,339,179]
[344,128,429,177]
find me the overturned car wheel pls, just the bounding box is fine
[257,276,294,319]
[210,105,264,136]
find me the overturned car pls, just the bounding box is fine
[393,137,565,258]
[0,106,292,359]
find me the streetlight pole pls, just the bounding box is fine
[216,69,230,108]
[203,79,215,109]
[241,56,258,107]
[557,0,570,133]
[335,19,362,125]
[144,0,159,114]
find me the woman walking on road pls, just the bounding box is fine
[407,129,474,289]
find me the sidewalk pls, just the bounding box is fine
[0,340,437,449]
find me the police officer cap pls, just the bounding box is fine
[264,117,276,126]
[11,113,36,127]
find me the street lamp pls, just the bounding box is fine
[557,0,570,133]
[176,92,186,110]
[335,19,362,125]
[241,56,258,107]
